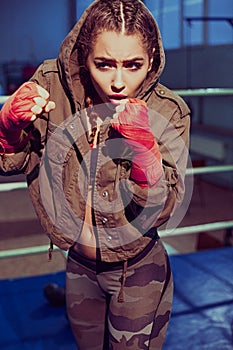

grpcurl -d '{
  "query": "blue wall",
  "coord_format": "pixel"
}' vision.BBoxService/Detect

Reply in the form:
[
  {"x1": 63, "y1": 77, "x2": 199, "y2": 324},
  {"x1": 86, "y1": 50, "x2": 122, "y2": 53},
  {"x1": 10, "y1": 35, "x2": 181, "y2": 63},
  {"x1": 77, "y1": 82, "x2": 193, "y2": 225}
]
[{"x1": 0, "y1": 0, "x2": 70, "y2": 64}]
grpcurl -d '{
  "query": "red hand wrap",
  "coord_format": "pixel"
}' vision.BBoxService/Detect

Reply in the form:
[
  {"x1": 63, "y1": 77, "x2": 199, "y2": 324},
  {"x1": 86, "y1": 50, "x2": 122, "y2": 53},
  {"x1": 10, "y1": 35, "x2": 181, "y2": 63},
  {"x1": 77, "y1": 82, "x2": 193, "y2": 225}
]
[
  {"x1": 0, "y1": 82, "x2": 39, "y2": 153},
  {"x1": 111, "y1": 98, "x2": 162, "y2": 188}
]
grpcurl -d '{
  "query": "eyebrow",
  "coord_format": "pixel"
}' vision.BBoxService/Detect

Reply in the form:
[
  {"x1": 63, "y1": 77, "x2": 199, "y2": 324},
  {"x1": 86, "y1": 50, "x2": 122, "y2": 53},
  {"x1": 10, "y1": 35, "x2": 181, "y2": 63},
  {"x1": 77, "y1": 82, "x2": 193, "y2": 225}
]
[{"x1": 94, "y1": 57, "x2": 145, "y2": 63}]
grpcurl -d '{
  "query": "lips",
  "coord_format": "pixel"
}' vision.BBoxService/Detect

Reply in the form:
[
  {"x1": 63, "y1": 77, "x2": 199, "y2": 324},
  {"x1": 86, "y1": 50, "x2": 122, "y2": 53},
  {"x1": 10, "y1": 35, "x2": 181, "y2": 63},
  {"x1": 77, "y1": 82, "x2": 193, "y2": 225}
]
[{"x1": 109, "y1": 95, "x2": 128, "y2": 104}]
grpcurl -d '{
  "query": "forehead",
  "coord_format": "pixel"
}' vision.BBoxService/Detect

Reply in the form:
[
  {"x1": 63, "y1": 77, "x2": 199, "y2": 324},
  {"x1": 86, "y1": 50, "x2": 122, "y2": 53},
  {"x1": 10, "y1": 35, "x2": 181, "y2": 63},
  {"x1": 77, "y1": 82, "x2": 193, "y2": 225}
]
[{"x1": 92, "y1": 31, "x2": 148, "y2": 60}]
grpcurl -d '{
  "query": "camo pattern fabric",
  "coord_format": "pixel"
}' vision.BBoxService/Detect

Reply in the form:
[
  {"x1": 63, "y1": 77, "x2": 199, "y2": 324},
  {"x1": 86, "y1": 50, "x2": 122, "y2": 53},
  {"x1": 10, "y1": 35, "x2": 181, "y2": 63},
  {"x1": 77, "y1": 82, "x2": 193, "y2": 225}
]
[{"x1": 66, "y1": 239, "x2": 173, "y2": 350}]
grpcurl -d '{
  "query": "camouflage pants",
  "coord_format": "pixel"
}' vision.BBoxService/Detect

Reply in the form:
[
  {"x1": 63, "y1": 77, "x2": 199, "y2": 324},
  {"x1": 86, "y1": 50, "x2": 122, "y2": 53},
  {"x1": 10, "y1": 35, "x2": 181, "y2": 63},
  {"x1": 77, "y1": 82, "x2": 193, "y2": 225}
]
[{"x1": 66, "y1": 239, "x2": 173, "y2": 350}]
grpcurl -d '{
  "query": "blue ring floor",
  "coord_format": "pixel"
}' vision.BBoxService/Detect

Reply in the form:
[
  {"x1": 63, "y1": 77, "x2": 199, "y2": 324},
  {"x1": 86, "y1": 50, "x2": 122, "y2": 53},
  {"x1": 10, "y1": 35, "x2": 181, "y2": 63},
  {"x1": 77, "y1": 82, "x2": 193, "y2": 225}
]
[{"x1": 0, "y1": 246, "x2": 233, "y2": 350}]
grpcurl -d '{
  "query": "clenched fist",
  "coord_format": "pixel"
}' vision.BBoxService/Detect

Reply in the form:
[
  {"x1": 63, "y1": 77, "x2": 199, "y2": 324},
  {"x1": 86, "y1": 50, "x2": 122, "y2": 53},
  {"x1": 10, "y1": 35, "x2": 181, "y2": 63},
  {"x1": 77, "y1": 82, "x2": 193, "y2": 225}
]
[
  {"x1": 111, "y1": 98, "x2": 162, "y2": 188},
  {"x1": 0, "y1": 82, "x2": 55, "y2": 153}
]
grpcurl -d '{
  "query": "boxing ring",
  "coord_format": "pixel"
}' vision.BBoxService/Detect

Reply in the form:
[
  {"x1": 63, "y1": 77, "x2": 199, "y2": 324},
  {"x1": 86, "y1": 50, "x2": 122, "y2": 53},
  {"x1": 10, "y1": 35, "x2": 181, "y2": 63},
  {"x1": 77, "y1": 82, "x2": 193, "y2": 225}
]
[{"x1": 0, "y1": 88, "x2": 233, "y2": 349}]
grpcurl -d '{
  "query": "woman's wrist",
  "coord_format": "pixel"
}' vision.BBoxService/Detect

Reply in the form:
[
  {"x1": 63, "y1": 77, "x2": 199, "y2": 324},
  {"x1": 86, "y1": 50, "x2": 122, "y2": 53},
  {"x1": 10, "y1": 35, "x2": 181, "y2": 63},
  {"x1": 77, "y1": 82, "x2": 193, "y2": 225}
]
[{"x1": 0, "y1": 130, "x2": 31, "y2": 155}]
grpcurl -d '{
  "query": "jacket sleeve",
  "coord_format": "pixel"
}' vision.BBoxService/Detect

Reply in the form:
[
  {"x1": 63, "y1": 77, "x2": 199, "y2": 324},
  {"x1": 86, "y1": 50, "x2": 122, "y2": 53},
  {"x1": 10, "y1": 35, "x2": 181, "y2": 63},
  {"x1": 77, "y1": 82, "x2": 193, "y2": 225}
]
[
  {"x1": 119, "y1": 89, "x2": 191, "y2": 232},
  {"x1": 0, "y1": 144, "x2": 31, "y2": 174}
]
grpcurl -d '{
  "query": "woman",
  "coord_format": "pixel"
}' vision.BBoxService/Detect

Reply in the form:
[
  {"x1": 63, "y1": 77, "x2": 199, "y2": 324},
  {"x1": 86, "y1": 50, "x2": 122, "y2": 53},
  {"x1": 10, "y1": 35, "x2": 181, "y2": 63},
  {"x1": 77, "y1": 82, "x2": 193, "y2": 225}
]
[{"x1": 0, "y1": 0, "x2": 190, "y2": 349}]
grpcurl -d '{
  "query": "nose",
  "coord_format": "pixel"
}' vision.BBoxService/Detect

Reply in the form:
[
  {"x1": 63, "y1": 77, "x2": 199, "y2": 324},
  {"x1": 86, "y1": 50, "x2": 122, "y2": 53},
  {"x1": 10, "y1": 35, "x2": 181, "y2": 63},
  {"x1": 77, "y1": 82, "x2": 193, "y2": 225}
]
[{"x1": 111, "y1": 69, "x2": 125, "y2": 92}]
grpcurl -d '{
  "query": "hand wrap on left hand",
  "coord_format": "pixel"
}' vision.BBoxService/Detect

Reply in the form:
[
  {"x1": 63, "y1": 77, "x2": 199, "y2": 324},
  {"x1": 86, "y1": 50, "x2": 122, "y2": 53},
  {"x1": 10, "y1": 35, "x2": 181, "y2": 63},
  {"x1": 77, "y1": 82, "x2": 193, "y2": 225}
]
[{"x1": 111, "y1": 98, "x2": 163, "y2": 188}]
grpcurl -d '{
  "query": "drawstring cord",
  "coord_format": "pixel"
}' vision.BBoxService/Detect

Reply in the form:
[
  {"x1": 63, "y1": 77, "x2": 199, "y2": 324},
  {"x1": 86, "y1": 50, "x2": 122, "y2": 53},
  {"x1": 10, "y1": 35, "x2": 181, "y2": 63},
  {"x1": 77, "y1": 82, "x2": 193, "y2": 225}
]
[
  {"x1": 118, "y1": 260, "x2": 128, "y2": 303},
  {"x1": 48, "y1": 241, "x2": 53, "y2": 261}
]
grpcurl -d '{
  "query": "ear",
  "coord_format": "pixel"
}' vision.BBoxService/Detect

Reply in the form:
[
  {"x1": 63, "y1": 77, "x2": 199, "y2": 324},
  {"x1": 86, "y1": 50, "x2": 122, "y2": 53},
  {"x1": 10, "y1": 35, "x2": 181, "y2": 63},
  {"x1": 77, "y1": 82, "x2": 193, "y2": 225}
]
[{"x1": 148, "y1": 48, "x2": 155, "y2": 72}]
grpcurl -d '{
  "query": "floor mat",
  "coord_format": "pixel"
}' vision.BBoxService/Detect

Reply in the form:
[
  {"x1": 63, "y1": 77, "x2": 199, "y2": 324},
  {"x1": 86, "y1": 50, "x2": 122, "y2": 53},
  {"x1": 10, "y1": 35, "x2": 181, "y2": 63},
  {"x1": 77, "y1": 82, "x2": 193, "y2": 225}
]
[
  {"x1": 1, "y1": 247, "x2": 233, "y2": 350},
  {"x1": 164, "y1": 246, "x2": 233, "y2": 350}
]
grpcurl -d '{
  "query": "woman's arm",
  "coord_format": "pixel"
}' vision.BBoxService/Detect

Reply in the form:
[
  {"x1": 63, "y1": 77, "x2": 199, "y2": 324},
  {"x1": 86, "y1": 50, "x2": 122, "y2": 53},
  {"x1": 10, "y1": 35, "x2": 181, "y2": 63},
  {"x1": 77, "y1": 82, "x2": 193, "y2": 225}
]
[
  {"x1": 118, "y1": 102, "x2": 190, "y2": 231},
  {"x1": 0, "y1": 79, "x2": 55, "y2": 174}
]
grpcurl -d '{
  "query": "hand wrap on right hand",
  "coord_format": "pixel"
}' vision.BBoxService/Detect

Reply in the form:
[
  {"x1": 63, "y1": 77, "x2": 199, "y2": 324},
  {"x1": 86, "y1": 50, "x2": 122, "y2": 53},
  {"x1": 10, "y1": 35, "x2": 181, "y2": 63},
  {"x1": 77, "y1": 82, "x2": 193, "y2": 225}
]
[{"x1": 0, "y1": 81, "x2": 55, "y2": 154}]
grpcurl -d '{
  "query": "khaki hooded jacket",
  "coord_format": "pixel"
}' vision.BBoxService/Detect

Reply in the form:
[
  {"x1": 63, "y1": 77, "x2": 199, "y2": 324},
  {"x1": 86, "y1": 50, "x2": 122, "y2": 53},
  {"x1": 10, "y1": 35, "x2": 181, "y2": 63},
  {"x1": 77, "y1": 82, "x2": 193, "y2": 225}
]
[{"x1": 0, "y1": 1, "x2": 190, "y2": 262}]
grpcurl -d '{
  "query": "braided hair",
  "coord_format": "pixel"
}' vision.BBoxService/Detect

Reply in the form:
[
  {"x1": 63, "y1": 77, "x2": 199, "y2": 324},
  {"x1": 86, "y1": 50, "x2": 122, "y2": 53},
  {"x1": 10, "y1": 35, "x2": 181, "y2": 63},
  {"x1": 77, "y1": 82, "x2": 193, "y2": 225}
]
[
  {"x1": 77, "y1": 0, "x2": 159, "y2": 74},
  {"x1": 76, "y1": 0, "x2": 160, "y2": 135}
]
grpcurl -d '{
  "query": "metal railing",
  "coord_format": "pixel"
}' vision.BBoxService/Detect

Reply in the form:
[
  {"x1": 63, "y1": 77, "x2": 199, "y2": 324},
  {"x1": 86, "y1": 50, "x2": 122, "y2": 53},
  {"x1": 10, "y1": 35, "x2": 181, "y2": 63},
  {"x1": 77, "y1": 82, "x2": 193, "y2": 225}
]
[
  {"x1": 1, "y1": 164, "x2": 232, "y2": 192},
  {"x1": 0, "y1": 164, "x2": 232, "y2": 259},
  {"x1": 1, "y1": 88, "x2": 233, "y2": 105},
  {"x1": 174, "y1": 87, "x2": 233, "y2": 97},
  {"x1": 0, "y1": 220, "x2": 232, "y2": 259}
]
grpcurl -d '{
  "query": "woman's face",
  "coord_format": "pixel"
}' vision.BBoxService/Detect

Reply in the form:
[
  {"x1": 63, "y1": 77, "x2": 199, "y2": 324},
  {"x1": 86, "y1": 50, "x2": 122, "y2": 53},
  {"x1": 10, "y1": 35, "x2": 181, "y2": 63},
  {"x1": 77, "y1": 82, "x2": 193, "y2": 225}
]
[{"x1": 87, "y1": 31, "x2": 153, "y2": 104}]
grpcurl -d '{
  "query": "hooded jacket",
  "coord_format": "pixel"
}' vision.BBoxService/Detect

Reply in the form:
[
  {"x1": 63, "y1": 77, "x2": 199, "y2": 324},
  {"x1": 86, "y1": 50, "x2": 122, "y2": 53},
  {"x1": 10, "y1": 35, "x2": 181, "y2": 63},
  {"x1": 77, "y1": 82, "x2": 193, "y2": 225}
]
[{"x1": 0, "y1": 0, "x2": 190, "y2": 262}]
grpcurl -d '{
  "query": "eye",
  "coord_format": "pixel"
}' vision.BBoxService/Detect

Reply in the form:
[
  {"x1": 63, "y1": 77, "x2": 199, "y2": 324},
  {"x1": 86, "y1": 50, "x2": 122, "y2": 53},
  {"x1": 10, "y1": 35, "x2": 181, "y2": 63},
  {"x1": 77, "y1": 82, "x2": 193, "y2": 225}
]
[
  {"x1": 124, "y1": 62, "x2": 143, "y2": 71},
  {"x1": 94, "y1": 61, "x2": 115, "y2": 71}
]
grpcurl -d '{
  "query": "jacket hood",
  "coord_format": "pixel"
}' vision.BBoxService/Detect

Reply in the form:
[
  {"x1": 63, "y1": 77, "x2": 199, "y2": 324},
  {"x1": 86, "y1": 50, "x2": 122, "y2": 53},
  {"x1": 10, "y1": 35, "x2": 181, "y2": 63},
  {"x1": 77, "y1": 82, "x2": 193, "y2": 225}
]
[{"x1": 58, "y1": 0, "x2": 165, "y2": 107}]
